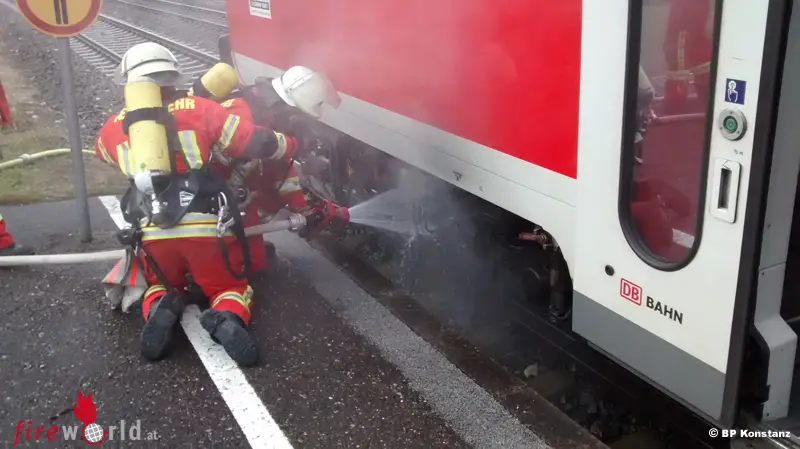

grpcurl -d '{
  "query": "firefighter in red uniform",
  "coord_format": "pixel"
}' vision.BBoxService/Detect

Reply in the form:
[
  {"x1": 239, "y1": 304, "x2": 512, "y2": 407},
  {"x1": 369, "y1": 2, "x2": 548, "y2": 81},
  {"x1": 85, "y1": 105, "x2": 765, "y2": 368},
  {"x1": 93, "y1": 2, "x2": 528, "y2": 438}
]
[
  {"x1": 662, "y1": 0, "x2": 715, "y2": 113},
  {"x1": 0, "y1": 214, "x2": 34, "y2": 256},
  {"x1": 93, "y1": 42, "x2": 305, "y2": 367},
  {"x1": 189, "y1": 65, "x2": 344, "y2": 274}
]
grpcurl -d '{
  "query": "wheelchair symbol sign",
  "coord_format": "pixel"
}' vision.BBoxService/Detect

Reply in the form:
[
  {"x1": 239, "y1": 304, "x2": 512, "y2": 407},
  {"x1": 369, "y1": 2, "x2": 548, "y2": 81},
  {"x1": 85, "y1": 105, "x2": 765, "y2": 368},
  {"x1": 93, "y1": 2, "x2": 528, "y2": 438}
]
[{"x1": 725, "y1": 79, "x2": 746, "y2": 105}]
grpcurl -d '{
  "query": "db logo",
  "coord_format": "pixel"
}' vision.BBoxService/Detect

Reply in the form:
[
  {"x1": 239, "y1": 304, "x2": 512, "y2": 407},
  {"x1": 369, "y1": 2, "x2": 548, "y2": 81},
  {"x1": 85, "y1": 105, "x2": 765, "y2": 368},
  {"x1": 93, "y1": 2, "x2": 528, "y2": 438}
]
[{"x1": 620, "y1": 279, "x2": 642, "y2": 305}]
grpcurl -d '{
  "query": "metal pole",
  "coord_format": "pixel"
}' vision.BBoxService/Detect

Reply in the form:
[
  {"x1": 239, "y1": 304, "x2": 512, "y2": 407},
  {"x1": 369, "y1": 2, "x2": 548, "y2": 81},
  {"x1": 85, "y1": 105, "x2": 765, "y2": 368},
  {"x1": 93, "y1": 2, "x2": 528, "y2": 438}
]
[{"x1": 57, "y1": 37, "x2": 92, "y2": 242}]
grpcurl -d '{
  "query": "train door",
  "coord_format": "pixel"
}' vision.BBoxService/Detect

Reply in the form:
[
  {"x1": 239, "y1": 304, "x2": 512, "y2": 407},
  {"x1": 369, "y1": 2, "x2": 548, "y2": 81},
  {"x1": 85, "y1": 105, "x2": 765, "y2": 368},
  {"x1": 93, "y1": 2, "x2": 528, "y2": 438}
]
[{"x1": 572, "y1": 0, "x2": 796, "y2": 427}]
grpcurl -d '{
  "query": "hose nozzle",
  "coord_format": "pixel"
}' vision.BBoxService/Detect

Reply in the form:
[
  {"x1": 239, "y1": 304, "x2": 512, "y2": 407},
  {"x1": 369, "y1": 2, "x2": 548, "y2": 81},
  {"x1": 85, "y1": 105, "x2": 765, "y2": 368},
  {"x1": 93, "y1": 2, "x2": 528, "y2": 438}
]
[{"x1": 334, "y1": 206, "x2": 350, "y2": 224}]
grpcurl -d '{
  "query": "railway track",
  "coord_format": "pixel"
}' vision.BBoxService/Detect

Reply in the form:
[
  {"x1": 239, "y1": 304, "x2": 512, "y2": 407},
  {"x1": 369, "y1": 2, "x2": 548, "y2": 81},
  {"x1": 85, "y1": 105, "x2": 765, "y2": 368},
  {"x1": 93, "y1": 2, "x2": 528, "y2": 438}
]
[
  {"x1": 70, "y1": 14, "x2": 219, "y2": 85},
  {"x1": 157, "y1": 0, "x2": 226, "y2": 11},
  {"x1": 106, "y1": 0, "x2": 227, "y2": 30}
]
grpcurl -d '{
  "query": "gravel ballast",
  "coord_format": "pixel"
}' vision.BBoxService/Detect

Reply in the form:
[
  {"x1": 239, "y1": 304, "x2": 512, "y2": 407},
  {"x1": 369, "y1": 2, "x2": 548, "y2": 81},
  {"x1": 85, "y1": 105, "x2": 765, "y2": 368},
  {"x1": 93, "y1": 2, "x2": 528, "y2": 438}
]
[
  {"x1": 0, "y1": 7, "x2": 123, "y2": 148},
  {"x1": 100, "y1": 0, "x2": 223, "y2": 56}
]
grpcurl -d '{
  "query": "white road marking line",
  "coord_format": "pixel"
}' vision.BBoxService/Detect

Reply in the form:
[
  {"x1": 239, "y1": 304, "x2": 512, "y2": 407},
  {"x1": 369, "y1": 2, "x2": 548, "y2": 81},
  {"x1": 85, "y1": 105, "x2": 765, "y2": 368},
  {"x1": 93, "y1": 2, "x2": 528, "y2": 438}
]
[
  {"x1": 98, "y1": 195, "x2": 127, "y2": 229},
  {"x1": 98, "y1": 195, "x2": 294, "y2": 449}
]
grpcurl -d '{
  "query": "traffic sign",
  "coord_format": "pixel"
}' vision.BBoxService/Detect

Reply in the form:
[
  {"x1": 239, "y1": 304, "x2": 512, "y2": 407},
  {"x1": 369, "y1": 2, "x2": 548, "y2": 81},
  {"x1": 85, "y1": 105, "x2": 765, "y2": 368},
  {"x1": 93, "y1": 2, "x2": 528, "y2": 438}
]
[{"x1": 16, "y1": 0, "x2": 102, "y2": 37}]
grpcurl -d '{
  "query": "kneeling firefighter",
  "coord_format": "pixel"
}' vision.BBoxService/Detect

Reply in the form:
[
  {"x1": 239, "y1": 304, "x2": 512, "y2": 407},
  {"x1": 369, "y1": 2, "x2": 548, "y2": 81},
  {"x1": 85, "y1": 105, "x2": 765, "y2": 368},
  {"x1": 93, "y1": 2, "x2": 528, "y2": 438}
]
[
  {"x1": 188, "y1": 63, "x2": 349, "y2": 274},
  {"x1": 94, "y1": 42, "x2": 305, "y2": 366}
]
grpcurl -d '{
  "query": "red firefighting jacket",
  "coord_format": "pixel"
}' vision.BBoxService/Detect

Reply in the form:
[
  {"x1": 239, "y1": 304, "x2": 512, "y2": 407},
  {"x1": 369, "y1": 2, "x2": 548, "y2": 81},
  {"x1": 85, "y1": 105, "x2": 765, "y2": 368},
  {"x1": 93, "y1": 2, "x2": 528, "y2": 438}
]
[
  {"x1": 218, "y1": 97, "x2": 307, "y2": 215},
  {"x1": 95, "y1": 96, "x2": 255, "y2": 176},
  {"x1": 93, "y1": 95, "x2": 297, "y2": 240}
]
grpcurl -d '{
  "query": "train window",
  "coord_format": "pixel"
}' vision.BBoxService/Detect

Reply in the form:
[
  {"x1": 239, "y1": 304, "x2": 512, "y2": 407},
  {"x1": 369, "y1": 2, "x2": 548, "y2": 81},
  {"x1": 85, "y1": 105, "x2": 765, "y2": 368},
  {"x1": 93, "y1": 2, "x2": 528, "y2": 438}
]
[{"x1": 619, "y1": 0, "x2": 719, "y2": 269}]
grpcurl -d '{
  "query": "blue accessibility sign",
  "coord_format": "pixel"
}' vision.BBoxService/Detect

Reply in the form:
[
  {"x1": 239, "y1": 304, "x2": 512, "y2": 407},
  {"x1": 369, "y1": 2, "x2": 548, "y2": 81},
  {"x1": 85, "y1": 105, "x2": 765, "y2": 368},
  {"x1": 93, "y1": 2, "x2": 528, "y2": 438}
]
[{"x1": 725, "y1": 79, "x2": 746, "y2": 105}]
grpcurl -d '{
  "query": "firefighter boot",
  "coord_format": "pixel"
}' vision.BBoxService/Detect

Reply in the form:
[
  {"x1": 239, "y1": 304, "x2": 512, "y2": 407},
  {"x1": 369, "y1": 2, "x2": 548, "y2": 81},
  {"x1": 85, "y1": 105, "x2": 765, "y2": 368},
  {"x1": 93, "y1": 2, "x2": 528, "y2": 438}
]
[
  {"x1": 200, "y1": 309, "x2": 259, "y2": 367},
  {"x1": 0, "y1": 243, "x2": 35, "y2": 256},
  {"x1": 140, "y1": 291, "x2": 184, "y2": 361}
]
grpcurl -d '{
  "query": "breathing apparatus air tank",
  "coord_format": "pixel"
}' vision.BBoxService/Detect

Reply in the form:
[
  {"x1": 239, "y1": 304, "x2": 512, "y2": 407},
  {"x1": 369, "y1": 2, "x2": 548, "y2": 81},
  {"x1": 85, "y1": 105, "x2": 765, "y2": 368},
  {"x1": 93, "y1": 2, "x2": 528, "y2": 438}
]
[
  {"x1": 190, "y1": 62, "x2": 240, "y2": 100},
  {"x1": 123, "y1": 74, "x2": 172, "y2": 221},
  {"x1": 190, "y1": 62, "x2": 257, "y2": 202}
]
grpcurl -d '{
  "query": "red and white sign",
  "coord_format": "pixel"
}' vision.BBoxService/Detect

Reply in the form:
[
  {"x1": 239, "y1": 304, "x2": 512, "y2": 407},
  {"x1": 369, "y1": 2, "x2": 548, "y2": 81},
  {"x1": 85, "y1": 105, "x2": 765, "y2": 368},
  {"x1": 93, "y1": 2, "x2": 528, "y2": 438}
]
[
  {"x1": 620, "y1": 278, "x2": 643, "y2": 306},
  {"x1": 16, "y1": 0, "x2": 102, "y2": 37}
]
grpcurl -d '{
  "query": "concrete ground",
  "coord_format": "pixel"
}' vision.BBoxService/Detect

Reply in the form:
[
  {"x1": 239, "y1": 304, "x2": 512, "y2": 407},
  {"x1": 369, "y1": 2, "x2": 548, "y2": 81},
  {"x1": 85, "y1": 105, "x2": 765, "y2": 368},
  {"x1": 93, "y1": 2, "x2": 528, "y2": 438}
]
[{"x1": 0, "y1": 197, "x2": 603, "y2": 449}]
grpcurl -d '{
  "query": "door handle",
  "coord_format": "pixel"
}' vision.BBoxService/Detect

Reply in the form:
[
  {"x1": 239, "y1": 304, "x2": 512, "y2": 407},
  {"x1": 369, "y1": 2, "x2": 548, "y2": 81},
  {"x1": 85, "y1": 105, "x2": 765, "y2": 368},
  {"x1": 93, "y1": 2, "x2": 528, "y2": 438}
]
[{"x1": 709, "y1": 157, "x2": 742, "y2": 223}]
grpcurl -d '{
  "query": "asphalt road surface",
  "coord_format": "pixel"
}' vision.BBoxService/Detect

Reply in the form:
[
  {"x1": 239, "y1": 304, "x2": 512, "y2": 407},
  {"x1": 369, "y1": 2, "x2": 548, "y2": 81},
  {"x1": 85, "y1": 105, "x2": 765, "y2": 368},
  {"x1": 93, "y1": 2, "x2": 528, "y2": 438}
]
[{"x1": 0, "y1": 197, "x2": 602, "y2": 449}]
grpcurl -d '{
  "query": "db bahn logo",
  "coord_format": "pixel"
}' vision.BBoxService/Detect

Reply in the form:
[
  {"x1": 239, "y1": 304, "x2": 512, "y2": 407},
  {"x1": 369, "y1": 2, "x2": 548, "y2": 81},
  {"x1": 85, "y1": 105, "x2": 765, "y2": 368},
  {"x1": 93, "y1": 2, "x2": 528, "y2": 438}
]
[
  {"x1": 619, "y1": 278, "x2": 684, "y2": 325},
  {"x1": 620, "y1": 278, "x2": 642, "y2": 305}
]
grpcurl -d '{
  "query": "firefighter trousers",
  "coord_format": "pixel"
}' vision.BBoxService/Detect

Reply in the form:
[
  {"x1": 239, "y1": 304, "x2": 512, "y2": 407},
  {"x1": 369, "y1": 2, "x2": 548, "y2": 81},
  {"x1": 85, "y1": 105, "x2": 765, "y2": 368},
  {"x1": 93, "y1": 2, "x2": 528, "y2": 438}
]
[
  {"x1": 140, "y1": 236, "x2": 254, "y2": 325},
  {"x1": 243, "y1": 201, "x2": 268, "y2": 274}
]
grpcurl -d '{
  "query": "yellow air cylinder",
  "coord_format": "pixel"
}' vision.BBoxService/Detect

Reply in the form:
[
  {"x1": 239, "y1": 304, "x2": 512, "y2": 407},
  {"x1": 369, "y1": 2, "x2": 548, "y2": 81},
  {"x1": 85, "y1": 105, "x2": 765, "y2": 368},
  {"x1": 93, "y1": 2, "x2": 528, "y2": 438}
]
[
  {"x1": 124, "y1": 75, "x2": 171, "y2": 182},
  {"x1": 191, "y1": 62, "x2": 240, "y2": 99}
]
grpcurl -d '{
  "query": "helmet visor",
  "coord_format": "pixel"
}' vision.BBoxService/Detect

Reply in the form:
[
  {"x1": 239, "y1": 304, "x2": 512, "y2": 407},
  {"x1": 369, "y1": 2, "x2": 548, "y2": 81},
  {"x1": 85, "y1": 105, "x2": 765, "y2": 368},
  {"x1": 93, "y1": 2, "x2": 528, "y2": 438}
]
[{"x1": 113, "y1": 60, "x2": 185, "y2": 86}]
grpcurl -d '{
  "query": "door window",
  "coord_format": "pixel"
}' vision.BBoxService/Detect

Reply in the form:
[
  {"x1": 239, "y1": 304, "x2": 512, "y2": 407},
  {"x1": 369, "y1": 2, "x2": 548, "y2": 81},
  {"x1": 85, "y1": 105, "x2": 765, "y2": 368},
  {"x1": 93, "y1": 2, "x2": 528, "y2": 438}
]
[{"x1": 620, "y1": 0, "x2": 719, "y2": 269}]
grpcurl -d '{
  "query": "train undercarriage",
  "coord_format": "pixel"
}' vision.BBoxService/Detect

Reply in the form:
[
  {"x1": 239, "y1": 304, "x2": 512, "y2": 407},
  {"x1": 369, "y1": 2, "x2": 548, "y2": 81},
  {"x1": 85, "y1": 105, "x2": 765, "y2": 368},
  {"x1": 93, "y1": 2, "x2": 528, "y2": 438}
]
[{"x1": 288, "y1": 110, "x2": 572, "y2": 316}]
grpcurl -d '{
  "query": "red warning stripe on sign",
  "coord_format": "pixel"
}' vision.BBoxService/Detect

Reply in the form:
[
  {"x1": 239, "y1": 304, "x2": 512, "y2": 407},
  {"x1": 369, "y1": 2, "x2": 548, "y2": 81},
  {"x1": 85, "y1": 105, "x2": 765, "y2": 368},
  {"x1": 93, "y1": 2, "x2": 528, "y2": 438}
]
[{"x1": 16, "y1": 0, "x2": 103, "y2": 37}]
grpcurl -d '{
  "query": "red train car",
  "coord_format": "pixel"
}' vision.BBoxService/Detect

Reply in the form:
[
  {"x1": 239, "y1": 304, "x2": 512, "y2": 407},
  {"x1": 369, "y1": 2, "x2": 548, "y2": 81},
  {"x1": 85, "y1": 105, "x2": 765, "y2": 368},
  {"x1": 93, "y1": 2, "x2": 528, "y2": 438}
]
[{"x1": 224, "y1": 0, "x2": 800, "y2": 438}]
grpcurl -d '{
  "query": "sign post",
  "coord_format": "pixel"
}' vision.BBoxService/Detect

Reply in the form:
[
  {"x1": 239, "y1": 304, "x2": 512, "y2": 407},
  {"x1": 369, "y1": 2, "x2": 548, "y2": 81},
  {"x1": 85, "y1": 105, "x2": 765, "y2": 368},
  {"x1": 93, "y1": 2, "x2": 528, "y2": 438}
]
[
  {"x1": 16, "y1": 0, "x2": 103, "y2": 242},
  {"x1": 57, "y1": 37, "x2": 92, "y2": 242}
]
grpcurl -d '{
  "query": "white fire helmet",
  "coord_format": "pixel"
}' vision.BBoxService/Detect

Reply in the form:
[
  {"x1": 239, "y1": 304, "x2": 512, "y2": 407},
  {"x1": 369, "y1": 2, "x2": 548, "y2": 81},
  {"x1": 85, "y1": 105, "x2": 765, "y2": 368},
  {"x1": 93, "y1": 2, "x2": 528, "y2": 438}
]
[
  {"x1": 114, "y1": 42, "x2": 183, "y2": 86},
  {"x1": 271, "y1": 66, "x2": 342, "y2": 119}
]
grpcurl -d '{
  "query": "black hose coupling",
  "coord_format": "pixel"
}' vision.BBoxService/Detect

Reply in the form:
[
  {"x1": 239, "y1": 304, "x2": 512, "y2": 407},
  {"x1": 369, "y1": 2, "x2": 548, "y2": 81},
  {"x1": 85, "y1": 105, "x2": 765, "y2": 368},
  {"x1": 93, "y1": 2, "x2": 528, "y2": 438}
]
[{"x1": 116, "y1": 227, "x2": 142, "y2": 247}]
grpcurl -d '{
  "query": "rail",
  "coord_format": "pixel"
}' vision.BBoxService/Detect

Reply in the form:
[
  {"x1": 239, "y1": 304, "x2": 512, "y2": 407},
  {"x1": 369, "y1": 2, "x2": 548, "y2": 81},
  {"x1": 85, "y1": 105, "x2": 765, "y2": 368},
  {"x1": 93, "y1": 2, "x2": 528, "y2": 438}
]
[
  {"x1": 106, "y1": 0, "x2": 227, "y2": 30},
  {"x1": 71, "y1": 14, "x2": 220, "y2": 83}
]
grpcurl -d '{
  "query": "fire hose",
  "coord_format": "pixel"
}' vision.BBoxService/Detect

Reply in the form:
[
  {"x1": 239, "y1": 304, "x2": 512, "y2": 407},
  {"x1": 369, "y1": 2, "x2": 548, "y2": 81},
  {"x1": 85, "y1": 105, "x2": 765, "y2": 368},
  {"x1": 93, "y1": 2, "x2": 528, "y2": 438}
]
[
  {"x1": 0, "y1": 148, "x2": 95, "y2": 169},
  {"x1": 0, "y1": 213, "x2": 307, "y2": 267}
]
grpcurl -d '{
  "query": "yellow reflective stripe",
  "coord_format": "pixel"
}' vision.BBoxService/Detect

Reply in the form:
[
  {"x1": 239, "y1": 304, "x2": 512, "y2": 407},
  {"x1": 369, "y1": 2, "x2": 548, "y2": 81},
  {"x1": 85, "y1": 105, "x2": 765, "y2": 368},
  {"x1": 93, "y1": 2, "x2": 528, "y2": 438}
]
[
  {"x1": 277, "y1": 176, "x2": 302, "y2": 195},
  {"x1": 173, "y1": 214, "x2": 219, "y2": 225},
  {"x1": 0, "y1": 213, "x2": 4, "y2": 221},
  {"x1": 677, "y1": 30, "x2": 686, "y2": 71},
  {"x1": 178, "y1": 130, "x2": 204, "y2": 169},
  {"x1": 117, "y1": 142, "x2": 135, "y2": 177},
  {"x1": 97, "y1": 137, "x2": 115, "y2": 165},
  {"x1": 212, "y1": 285, "x2": 253, "y2": 309},
  {"x1": 215, "y1": 115, "x2": 241, "y2": 152},
  {"x1": 144, "y1": 284, "x2": 166, "y2": 298},
  {"x1": 267, "y1": 133, "x2": 288, "y2": 161},
  {"x1": 139, "y1": 213, "x2": 220, "y2": 229},
  {"x1": 141, "y1": 225, "x2": 234, "y2": 241}
]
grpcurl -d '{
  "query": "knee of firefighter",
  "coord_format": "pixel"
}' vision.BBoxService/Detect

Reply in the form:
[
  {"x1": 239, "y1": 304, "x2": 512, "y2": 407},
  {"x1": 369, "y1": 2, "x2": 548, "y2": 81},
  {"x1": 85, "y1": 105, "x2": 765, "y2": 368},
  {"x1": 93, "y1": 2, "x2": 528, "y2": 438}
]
[{"x1": 210, "y1": 286, "x2": 253, "y2": 325}]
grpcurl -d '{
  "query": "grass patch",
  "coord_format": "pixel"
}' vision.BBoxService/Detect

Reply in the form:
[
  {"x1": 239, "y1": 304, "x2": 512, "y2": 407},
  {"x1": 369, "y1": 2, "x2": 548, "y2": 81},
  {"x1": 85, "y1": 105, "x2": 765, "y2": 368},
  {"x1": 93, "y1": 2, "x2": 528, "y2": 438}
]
[{"x1": 0, "y1": 42, "x2": 128, "y2": 205}]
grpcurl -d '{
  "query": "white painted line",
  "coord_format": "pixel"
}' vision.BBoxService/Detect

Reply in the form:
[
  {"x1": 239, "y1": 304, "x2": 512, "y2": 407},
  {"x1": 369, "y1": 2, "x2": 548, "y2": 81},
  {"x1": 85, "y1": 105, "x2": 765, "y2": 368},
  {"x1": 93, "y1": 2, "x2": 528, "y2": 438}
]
[
  {"x1": 98, "y1": 195, "x2": 127, "y2": 230},
  {"x1": 98, "y1": 195, "x2": 294, "y2": 449}
]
